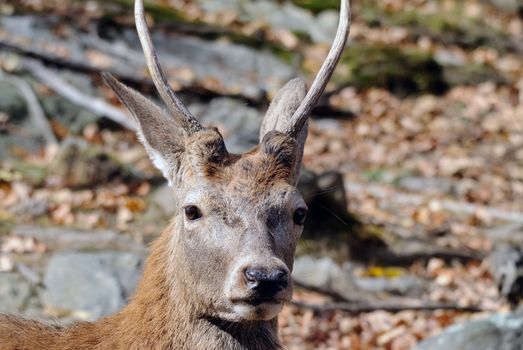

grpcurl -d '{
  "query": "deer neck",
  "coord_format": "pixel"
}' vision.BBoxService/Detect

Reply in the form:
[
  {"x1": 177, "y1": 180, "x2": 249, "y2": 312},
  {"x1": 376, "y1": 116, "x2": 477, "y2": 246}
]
[{"x1": 105, "y1": 222, "x2": 282, "y2": 350}]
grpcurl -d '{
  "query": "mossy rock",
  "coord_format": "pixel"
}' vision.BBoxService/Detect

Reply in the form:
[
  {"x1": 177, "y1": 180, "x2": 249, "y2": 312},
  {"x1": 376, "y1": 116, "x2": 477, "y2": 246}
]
[
  {"x1": 443, "y1": 63, "x2": 506, "y2": 86},
  {"x1": 291, "y1": 0, "x2": 340, "y2": 12},
  {"x1": 108, "y1": 0, "x2": 287, "y2": 52},
  {"x1": 361, "y1": 5, "x2": 518, "y2": 54},
  {"x1": 111, "y1": 0, "x2": 189, "y2": 23},
  {"x1": 335, "y1": 43, "x2": 447, "y2": 95}
]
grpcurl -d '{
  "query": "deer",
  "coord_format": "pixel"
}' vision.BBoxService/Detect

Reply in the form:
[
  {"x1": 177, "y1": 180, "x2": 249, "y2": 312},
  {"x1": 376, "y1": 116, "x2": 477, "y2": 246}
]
[{"x1": 0, "y1": 0, "x2": 351, "y2": 349}]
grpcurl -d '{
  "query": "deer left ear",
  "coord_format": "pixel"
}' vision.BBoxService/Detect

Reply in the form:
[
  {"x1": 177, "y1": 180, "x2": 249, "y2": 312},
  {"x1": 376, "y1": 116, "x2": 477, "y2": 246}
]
[{"x1": 259, "y1": 78, "x2": 307, "y2": 184}]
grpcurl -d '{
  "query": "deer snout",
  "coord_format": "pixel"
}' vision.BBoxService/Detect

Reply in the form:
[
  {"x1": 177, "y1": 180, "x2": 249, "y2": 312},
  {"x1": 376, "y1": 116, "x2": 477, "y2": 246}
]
[{"x1": 244, "y1": 267, "x2": 288, "y2": 297}]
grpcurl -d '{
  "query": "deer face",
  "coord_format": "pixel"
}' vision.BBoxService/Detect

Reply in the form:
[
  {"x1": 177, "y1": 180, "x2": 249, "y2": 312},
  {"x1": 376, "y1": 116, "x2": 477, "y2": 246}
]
[
  {"x1": 103, "y1": 0, "x2": 350, "y2": 323},
  {"x1": 173, "y1": 129, "x2": 307, "y2": 321},
  {"x1": 103, "y1": 74, "x2": 309, "y2": 322}
]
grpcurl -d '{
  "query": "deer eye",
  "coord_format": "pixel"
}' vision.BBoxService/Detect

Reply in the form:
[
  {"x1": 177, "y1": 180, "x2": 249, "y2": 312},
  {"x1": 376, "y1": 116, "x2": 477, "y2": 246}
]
[
  {"x1": 184, "y1": 205, "x2": 202, "y2": 221},
  {"x1": 293, "y1": 208, "x2": 307, "y2": 225}
]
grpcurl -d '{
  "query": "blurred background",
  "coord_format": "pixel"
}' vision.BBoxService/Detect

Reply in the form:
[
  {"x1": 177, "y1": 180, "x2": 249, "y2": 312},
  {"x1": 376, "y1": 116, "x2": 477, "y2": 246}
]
[{"x1": 0, "y1": 0, "x2": 522, "y2": 349}]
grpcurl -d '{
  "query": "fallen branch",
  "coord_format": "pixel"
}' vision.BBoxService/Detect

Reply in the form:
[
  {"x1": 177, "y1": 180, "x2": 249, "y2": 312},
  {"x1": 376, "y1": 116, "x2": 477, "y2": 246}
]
[
  {"x1": 0, "y1": 71, "x2": 58, "y2": 146},
  {"x1": 22, "y1": 59, "x2": 137, "y2": 131},
  {"x1": 1, "y1": 38, "x2": 348, "y2": 118},
  {"x1": 346, "y1": 181, "x2": 523, "y2": 224},
  {"x1": 0, "y1": 38, "x2": 261, "y2": 105},
  {"x1": 293, "y1": 279, "x2": 361, "y2": 302},
  {"x1": 0, "y1": 38, "x2": 151, "y2": 87},
  {"x1": 290, "y1": 300, "x2": 484, "y2": 314}
]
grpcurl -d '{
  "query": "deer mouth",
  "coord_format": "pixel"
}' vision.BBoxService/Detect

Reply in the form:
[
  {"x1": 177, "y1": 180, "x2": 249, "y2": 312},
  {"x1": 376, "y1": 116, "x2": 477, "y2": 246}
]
[
  {"x1": 232, "y1": 296, "x2": 283, "y2": 307},
  {"x1": 229, "y1": 296, "x2": 286, "y2": 321}
]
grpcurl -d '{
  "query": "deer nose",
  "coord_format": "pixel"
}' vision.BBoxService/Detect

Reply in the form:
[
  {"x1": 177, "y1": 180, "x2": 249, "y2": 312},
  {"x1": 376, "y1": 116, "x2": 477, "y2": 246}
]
[{"x1": 244, "y1": 267, "x2": 288, "y2": 296}]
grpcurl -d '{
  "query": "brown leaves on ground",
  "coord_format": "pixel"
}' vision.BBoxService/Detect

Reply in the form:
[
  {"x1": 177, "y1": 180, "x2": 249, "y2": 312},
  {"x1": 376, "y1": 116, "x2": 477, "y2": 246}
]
[{"x1": 1, "y1": 0, "x2": 522, "y2": 348}]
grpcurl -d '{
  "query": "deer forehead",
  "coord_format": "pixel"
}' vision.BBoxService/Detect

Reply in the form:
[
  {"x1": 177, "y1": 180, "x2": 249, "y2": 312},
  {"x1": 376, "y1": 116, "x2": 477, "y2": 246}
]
[{"x1": 183, "y1": 163, "x2": 301, "y2": 211}]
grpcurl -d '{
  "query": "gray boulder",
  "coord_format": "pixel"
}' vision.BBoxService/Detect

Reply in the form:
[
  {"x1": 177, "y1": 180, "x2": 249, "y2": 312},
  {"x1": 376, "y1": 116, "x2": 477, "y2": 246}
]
[
  {"x1": 292, "y1": 256, "x2": 361, "y2": 300},
  {"x1": 190, "y1": 97, "x2": 261, "y2": 153},
  {"x1": 0, "y1": 273, "x2": 33, "y2": 314},
  {"x1": 42, "y1": 252, "x2": 144, "y2": 320},
  {"x1": 414, "y1": 311, "x2": 523, "y2": 350}
]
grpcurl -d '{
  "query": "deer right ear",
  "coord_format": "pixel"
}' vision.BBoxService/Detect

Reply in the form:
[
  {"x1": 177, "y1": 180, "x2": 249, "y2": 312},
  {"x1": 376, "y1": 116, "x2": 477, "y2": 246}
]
[{"x1": 102, "y1": 73, "x2": 186, "y2": 185}]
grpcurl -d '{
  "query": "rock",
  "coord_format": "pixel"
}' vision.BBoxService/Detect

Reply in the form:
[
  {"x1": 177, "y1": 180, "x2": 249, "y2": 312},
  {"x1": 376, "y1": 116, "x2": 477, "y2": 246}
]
[
  {"x1": 360, "y1": 4, "x2": 521, "y2": 54},
  {"x1": 433, "y1": 48, "x2": 467, "y2": 66},
  {"x1": 397, "y1": 176, "x2": 453, "y2": 194},
  {"x1": 149, "y1": 184, "x2": 176, "y2": 216},
  {"x1": 243, "y1": 2, "x2": 336, "y2": 44},
  {"x1": 0, "y1": 81, "x2": 28, "y2": 122},
  {"x1": 42, "y1": 252, "x2": 144, "y2": 320},
  {"x1": 11, "y1": 225, "x2": 145, "y2": 253},
  {"x1": 486, "y1": 0, "x2": 523, "y2": 12},
  {"x1": 292, "y1": 256, "x2": 361, "y2": 300},
  {"x1": 293, "y1": 255, "x2": 424, "y2": 299},
  {"x1": 489, "y1": 244, "x2": 523, "y2": 306},
  {"x1": 0, "y1": 273, "x2": 33, "y2": 313},
  {"x1": 197, "y1": 0, "x2": 337, "y2": 44},
  {"x1": 0, "y1": 80, "x2": 46, "y2": 158},
  {"x1": 337, "y1": 42, "x2": 508, "y2": 96},
  {"x1": 108, "y1": 253, "x2": 144, "y2": 298},
  {"x1": 142, "y1": 32, "x2": 296, "y2": 99},
  {"x1": 414, "y1": 310, "x2": 523, "y2": 350},
  {"x1": 354, "y1": 275, "x2": 424, "y2": 296},
  {"x1": 443, "y1": 64, "x2": 506, "y2": 87},
  {"x1": 337, "y1": 43, "x2": 448, "y2": 96},
  {"x1": 50, "y1": 137, "x2": 137, "y2": 188},
  {"x1": 190, "y1": 97, "x2": 261, "y2": 153},
  {"x1": 485, "y1": 223, "x2": 523, "y2": 244},
  {"x1": 9, "y1": 198, "x2": 48, "y2": 218},
  {"x1": 40, "y1": 93, "x2": 98, "y2": 134},
  {"x1": 315, "y1": 10, "x2": 341, "y2": 43},
  {"x1": 2, "y1": 16, "x2": 296, "y2": 100}
]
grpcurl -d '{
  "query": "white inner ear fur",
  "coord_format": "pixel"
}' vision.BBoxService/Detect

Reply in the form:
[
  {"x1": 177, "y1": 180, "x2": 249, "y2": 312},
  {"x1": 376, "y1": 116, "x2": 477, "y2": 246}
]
[{"x1": 137, "y1": 132, "x2": 173, "y2": 187}]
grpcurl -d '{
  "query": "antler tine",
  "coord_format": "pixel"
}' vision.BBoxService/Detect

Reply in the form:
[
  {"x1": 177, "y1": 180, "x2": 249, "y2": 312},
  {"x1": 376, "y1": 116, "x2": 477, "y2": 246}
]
[
  {"x1": 286, "y1": 0, "x2": 351, "y2": 137},
  {"x1": 134, "y1": 0, "x2": 202, "y2": 134}
]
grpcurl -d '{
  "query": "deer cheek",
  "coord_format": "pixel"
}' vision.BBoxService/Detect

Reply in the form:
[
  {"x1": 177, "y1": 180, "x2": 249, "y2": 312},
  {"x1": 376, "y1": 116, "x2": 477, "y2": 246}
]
[{"x1": 182, "y1": 230, "x2": 230, "y2": 292}]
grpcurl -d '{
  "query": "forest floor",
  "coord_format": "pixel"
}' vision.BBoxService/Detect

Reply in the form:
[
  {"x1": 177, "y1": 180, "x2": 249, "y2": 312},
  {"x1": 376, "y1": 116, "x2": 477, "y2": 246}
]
[{"x1": 0, "y1": 0, "x2": 522, "y2": 349}]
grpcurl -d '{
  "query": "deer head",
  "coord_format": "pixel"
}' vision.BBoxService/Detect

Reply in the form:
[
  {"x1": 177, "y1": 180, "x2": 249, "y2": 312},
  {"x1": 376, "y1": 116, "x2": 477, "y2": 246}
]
[{"x1": 102, "y1": 0, "x2": 351, "y2": 323}]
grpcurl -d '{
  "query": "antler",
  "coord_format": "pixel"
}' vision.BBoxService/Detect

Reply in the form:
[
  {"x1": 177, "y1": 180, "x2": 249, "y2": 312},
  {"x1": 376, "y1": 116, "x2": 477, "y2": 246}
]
[
  {"x1": 286, "y1": 0, "x2": 351, "y2": 138},
  {"x1": 135, "y1": 0, "x2": 202, "y2": 134}
]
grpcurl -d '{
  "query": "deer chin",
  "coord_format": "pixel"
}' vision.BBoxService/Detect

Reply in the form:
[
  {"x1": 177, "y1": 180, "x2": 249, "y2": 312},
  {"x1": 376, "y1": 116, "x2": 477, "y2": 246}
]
[
  {"x1": 209, "y1": 300, "x2": 283, "y2": 322},
  {"x1": 231, "y1": 300, "x2": 284, "y2": 321}
]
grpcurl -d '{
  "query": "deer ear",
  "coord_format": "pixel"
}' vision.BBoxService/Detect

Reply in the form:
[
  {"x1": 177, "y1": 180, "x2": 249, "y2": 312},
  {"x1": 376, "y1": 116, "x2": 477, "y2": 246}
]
[
  {"x1": 102, "y1": 73, "x2": 186, "y2": 185},
  {"x1": 260, "y1": 78, "x2": 307, "y2": 184}
]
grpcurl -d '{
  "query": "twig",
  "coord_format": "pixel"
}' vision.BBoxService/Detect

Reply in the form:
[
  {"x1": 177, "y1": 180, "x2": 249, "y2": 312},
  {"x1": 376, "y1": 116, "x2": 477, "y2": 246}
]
[
  {"x1": 346, "y1": 181, "x2": 523, "y2": 224},
  {"x1": 22, "y1": 59, "x2": 137, "y2": 131},
  {"x1": 290, "y1": 300, "x2": 484, "y2": 314},
  {"x1": 0, "y1": 71, "x2": 58, "y2": 146}
]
